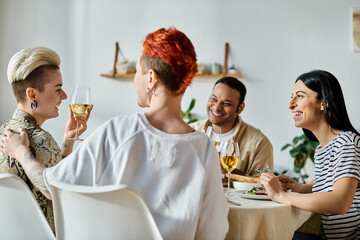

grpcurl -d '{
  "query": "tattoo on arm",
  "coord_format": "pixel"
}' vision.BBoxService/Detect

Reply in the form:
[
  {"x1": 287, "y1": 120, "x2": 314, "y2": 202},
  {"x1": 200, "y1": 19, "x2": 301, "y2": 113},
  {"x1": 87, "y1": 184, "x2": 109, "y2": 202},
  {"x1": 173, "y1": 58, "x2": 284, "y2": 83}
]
[
  {"x1": 23, "y1": 152, "x2": 49, "y2": 194},
  {"x1": 23, "y1": 152, "x2": 36, "y2": 164},
  {"x1": 28, "y1": 164, "x2": 49, "y2": 193}
]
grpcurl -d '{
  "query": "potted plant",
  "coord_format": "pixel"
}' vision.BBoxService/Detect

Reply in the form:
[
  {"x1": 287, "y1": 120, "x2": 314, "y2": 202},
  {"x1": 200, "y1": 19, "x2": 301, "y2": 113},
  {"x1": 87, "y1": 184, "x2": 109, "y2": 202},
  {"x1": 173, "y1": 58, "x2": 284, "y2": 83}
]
[
  {"x1": 281, "y1": 133, "x2": 319, "y2": 183},
  {"x1": 182, "y1": 98, "x2": 198, "y2": 124}
]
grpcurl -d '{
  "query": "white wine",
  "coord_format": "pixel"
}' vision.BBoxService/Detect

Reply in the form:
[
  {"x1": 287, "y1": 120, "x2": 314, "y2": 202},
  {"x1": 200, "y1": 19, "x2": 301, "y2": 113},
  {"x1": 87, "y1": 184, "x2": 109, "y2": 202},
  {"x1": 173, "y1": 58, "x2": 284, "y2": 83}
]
[
  {"x1": 71, "y1": 104, "x2": 92, "y2": 116},
  {"x1": 220, "y1": 155, "x2": 240, "y2": 172},
  {"x1": 214, "y1": 141, "x2": 220, "y2": 148}
]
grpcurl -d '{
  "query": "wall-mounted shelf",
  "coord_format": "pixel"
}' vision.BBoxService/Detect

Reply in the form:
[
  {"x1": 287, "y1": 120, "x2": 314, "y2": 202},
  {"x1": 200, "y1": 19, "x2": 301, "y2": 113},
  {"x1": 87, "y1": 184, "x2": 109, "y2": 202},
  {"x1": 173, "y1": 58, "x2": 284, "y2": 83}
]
[
  {"x1": 194, "y1": 73, "x2": 242, "y2": 78},
  {"x1": 100, "y1": 73, "x2": 242, "y2": 79},
  {"x1": 101, "y1": 73, "x2": 135, "y2": 78},
  {"x1": 101, "y1": 42, "x2": 243, "y2": 80}
]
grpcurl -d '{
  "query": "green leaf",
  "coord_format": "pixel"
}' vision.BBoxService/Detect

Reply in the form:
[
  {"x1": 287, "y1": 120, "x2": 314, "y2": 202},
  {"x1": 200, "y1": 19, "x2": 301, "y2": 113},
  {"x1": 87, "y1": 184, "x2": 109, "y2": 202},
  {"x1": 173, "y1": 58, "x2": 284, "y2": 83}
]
[
  {"x1": 187, "y1": 118, "x2": 197, "y2": 124},
  {"x1": 290, "y1": 148, "x2": 300, "y2": 157},
  {"x1": 294, "y1": 154, "x2": 307, "y2": 168},
  {"x1": 281, "y1": 144, "x2": 292, "y2": 151},
  {"x1": 304, "y1": 143, "x2": 315, "y2": 153},
  {"x1": 283, "y1": 133, "x2": 318, "y2": 179},
  {"x1": 182, "y1": 98, "x2": 198, "y2": 124},
  {"x1": 293, "y1": 135, "x2": 305, "y2": 145},
  {"x1": 294, "y1": 165, "x2": 301, "y2": 173},
  {"x1": 188, "y1": 98, "x2": 196, "y2": 112}
]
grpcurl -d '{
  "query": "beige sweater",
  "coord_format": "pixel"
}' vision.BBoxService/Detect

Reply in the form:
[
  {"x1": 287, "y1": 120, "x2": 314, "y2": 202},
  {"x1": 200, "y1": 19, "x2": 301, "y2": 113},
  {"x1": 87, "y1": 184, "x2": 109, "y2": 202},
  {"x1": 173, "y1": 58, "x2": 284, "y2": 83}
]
[{"x1": 190, "y1": 116, "x2": 273, "y2": 177}]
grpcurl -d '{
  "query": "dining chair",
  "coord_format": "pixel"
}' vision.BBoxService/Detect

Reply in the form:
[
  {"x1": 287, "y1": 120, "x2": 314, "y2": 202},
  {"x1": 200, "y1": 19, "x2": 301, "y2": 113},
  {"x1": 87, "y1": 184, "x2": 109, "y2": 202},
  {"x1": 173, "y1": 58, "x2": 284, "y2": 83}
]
[
  {"x1": 0, "y1": 173, "x2": 55, "y2": 240},
  {"x1": 50, "y1": 181, "x2": 163, "y2": 240}
]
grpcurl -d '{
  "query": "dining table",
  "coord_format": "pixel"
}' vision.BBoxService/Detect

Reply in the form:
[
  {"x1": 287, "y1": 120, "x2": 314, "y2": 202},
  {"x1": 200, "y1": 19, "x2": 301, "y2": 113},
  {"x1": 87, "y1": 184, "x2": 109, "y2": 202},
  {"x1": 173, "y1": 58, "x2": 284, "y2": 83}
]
[{"x1": 225, "y1": 189, "x2": 313, "y2": 240}]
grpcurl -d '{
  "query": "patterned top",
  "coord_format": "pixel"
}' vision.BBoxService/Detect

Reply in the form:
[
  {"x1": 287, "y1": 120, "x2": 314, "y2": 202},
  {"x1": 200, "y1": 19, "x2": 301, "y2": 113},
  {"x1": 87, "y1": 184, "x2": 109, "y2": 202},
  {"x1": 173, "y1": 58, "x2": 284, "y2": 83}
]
[
  {"x1": 312, "y1": 131, "x2": 360, "y2": 239},
  {"x1": 0, "y1": 109, "x2": 62, "y2": 233}
]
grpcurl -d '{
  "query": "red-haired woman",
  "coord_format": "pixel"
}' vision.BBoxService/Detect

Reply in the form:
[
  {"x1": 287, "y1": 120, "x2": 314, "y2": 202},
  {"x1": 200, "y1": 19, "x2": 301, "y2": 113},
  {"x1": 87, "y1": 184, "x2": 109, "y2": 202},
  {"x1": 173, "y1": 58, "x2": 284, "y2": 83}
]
[{"x1": 1, "y1": 27, "x2": 229, "y2": 239}]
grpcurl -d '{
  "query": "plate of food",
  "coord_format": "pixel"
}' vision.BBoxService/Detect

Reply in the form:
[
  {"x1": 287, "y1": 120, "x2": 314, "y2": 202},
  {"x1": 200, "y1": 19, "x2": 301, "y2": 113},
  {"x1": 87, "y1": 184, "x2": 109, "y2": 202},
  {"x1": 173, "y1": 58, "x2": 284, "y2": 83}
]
[
  {"x1": 233, "y1": 181, "x2": 262, "y2": 191},
  {"x1": 230, "y1": 174, "x2": 262, "y2": 191},
  {"x1": 238, "y1": 186, "x2": 271, "y2": 200}
]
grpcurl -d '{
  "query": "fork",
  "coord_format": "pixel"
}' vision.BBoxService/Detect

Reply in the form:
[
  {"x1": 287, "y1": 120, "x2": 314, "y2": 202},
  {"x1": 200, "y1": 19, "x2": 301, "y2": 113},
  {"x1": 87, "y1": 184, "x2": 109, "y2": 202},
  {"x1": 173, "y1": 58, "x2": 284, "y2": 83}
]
[
  {"x1": 265, "y1": 163, "x2": 272, "y2": 173},
  {"x1": 227, "y1": 199, "x2": 241, "y2": 206}
]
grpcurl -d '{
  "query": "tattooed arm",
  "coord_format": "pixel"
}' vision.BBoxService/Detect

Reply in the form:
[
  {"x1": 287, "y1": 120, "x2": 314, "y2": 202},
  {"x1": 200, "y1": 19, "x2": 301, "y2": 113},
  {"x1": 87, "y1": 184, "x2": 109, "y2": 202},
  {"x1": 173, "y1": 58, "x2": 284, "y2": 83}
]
[
  {"x1": 23, "y1": 152, "x2": 51, "y2": 199},
  {"x1": 0, "y1": 128, "x2": 52, "y2": 200}
]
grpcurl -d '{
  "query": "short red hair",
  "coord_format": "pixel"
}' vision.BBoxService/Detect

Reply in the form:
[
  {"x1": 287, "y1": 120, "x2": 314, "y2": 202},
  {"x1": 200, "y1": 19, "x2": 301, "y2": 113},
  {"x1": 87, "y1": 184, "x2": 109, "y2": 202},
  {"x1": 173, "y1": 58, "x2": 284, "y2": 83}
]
[{"x1": 142, "y1": 27, "x2": 197, "y2": 94}]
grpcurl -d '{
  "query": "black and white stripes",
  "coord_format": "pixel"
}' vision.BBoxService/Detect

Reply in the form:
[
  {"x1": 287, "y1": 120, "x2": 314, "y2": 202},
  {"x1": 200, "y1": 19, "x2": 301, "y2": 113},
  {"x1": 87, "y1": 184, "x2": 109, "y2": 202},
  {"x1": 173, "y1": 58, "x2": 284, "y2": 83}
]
[{"x1": 313, "y1": 131, "x2": 360, "y2": 239}]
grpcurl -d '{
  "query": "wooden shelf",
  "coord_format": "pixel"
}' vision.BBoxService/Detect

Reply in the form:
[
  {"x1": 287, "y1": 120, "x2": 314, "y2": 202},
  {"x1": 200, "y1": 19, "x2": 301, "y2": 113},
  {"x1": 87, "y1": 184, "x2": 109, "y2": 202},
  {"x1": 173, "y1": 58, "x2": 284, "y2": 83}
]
[
  {"x1": 101, "y1": 73, "x2": 242, "y2": 79},
  {"x1": 194, "y1": 73, "x2": 242, "y2": 78},
  {"x1": 101, "y1": 73, "x2": 135, "y2": 78},
  {"x1": 102, "y1": 42, "x2": 243, "y2": 80}
]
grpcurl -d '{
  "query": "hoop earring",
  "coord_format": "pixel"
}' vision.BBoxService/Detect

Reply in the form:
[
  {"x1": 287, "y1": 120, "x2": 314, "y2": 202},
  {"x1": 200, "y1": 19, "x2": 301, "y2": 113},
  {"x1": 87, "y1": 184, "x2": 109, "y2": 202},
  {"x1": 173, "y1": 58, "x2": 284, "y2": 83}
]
[
  {"x1": 31, "y1": 100, "x2": 38, "y2": 110},
  {"x1": 146, "y1": 88, "x2": 155, "y2": 96}
]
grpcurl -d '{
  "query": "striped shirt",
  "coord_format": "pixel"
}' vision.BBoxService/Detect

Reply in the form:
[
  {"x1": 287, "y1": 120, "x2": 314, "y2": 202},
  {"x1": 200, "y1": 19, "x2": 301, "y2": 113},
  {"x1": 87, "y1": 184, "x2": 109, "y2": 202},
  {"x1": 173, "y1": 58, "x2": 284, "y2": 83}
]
[{"x1": 313, "y1": 131, "x2": 360, "y2": 239}]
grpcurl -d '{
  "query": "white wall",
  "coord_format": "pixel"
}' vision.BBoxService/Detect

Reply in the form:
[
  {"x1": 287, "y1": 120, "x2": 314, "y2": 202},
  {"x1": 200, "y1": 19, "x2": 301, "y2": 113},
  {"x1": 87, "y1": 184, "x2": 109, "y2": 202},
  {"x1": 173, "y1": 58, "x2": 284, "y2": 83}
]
[
  {"x1": 0, "y1": 0, "x2": 73, "y2": 140},
  {"x1": 1, "y1": 0, "x2": 360, "y2": 178}
]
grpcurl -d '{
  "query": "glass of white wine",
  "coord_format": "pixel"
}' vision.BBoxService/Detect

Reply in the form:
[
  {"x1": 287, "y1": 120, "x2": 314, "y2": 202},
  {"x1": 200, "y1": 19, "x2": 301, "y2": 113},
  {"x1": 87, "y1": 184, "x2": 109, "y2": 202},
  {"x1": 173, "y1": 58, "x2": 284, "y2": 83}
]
[
  {"x1": 67, "y1": 85, "x2": 92, "y2": 142},
  {"x1": 214, "y1": 127, "x2": 222, "y2": 153},
  {"x1": 220, "y1": 141, "x2": 240, "y2": 197}
]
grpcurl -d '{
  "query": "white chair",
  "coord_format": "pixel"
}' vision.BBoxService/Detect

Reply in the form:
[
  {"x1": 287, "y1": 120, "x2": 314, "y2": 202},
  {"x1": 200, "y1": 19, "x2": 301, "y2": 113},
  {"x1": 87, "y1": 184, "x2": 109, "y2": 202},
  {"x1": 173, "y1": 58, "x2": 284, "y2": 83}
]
[
  {"x1": 50, "y1": 181, "x2": 163, "y2": 240},
  {"x1": 0, "y1": 173, "x2": 55, "y2": 240}
]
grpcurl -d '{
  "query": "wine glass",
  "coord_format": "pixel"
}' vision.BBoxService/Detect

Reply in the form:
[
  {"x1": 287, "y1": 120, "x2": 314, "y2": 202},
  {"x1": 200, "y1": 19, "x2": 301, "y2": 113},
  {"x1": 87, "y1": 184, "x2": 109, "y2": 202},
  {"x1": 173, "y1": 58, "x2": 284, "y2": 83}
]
[
  {"x1": 213, "y1": 127, "x2": 222, "y2": 153},
  {"x1": 67, "y1": 85, "x2": 92, "y2": 141},
  {"x1": 220, "y1": 141, "x2": 240, "y2": 197},
  {"x1": 210, "y1": 127, "x2": 228, "y2": 186}
]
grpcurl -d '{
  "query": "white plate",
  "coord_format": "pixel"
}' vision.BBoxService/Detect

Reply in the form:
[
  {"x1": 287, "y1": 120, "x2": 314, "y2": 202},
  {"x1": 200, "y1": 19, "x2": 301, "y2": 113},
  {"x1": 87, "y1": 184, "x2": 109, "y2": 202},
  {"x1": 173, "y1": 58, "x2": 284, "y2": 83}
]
[
  {"x1": 237, "y1": 190, "x2": 271, "y2": 200},
  {"x1": 233, "y1": 181, "x2": 261, "y2": 191}
]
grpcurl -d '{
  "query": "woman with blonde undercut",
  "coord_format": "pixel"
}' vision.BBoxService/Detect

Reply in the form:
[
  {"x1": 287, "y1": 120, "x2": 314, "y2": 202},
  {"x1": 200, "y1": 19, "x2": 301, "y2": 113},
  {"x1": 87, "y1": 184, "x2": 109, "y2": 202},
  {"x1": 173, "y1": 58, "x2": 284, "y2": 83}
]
[
  {"x1": 1, "y1": 28, "x2": 229, "y2": 239},
  {"x1": 0, "y1": 46, "x2": 92, "y2": 232}
]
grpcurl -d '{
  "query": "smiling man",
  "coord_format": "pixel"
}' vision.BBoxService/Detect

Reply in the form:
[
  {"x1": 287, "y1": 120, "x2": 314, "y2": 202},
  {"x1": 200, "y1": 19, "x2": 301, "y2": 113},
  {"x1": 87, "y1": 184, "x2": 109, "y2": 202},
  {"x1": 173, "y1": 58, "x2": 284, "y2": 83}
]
[{"x1": 191, "y1": 77, "x2": 273, "y2": 178}]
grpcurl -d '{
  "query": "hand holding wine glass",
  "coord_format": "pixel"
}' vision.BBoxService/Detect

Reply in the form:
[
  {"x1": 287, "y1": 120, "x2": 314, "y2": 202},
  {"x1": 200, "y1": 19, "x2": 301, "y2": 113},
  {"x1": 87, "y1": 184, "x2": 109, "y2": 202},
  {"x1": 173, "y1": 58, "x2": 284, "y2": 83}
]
[
  {"x1": 67, "y1": 86, "x2": 92, "y2": 142},
  {"x1": 220, "y1": 141, "x2": 240, "y2": 197}
]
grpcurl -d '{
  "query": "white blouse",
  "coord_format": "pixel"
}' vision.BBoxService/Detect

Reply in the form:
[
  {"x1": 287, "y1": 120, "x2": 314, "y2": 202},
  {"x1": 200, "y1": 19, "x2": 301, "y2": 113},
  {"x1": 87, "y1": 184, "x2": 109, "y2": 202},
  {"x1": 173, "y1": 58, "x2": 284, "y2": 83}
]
[{"x1": 44, "y1": 113, "x2": 229, "y2": 240}]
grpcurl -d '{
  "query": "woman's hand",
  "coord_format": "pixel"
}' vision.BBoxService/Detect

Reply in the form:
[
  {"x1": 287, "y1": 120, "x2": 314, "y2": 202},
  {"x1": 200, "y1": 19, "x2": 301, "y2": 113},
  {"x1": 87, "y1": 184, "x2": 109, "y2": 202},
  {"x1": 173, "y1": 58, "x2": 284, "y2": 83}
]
[
  {"x1": 277, "y1": 175, "x2": 301, "y2": 192},
  {"x1": 61, "y1": 105, "x2": 93, "y2": 158},
  {"x1": 0, "y1": 128, "x2": 30, "y2": 160},
  {"x1": 1, "y1": 128, "x2": 51, "y2": 200},
  {"x1": 260, "y1": 172, "x2": 286, "y2": 202},
  {"x1": 64, "y1": 104, "x2": 93, "y2": 139}
]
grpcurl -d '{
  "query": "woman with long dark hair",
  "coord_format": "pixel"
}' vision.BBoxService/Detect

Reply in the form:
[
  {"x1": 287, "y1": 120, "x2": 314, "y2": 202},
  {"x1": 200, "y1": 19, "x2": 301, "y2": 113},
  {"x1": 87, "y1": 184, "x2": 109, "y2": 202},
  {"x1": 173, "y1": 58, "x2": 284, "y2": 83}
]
[{"x1": 261, "y1": 70, "x2": 360, "y2": 239}]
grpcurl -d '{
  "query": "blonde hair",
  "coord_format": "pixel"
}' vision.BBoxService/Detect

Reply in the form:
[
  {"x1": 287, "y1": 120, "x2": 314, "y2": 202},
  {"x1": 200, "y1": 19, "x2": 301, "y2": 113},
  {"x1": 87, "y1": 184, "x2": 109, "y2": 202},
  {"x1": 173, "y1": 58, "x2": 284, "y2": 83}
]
[{"x1": 7, "y1": 46, "x2": 60, "y2": 84}]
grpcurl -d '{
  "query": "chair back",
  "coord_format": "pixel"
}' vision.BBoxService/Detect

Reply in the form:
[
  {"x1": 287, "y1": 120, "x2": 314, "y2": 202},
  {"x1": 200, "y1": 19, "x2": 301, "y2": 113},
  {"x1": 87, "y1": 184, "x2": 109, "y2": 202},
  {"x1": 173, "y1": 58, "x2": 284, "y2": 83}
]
[
  {"x1": 0, "y1": 173, "x2": 55, "y2": 240},
  {"x1": 50, "y1": 181, "x2": 163, "y2": 240}
]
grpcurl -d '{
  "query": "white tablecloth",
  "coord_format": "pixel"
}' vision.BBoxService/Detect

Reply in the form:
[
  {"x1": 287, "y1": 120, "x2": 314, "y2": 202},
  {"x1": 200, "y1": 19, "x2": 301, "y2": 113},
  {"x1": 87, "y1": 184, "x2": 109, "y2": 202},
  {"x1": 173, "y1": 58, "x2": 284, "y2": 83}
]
[{"x1": 225, "y1": 189, "x2": 312, "y2": 240}]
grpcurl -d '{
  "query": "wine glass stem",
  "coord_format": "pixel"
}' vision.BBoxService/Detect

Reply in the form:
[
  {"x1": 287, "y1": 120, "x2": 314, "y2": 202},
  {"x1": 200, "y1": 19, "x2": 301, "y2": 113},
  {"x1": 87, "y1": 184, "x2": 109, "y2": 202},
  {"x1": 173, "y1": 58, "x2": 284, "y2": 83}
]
[
  {"x1": 227, "y1": 171, "x2": 231, "y2": 196},
  {"x1": 75, "y1": 121, "x2": 79, "y2": 139}
]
